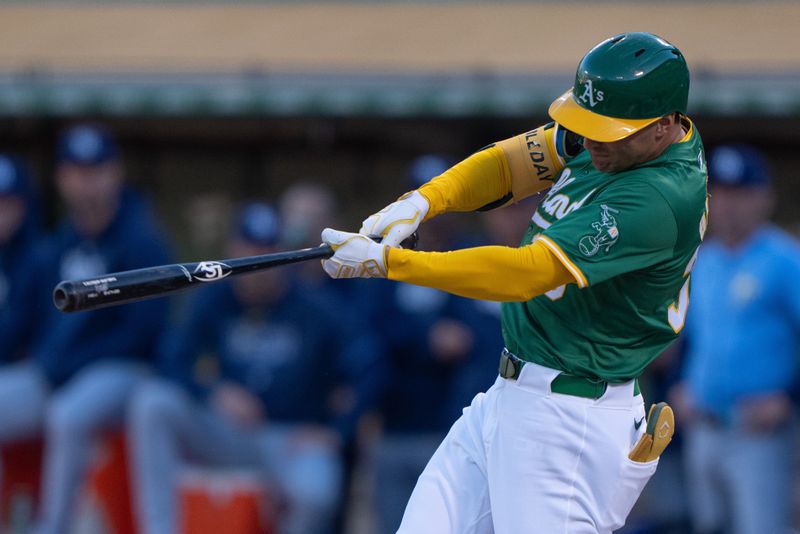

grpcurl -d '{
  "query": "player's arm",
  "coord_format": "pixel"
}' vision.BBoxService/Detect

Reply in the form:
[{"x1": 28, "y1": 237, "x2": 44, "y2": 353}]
[
  {"x1": 386, "y1": 239, "x2": 576, "y2": 301},
  {"x1": 320, "y1": 229, "x2": 577, "y2": 302},
  {"x1": 359, "y1": 123, "x2": 582, "y2": 247},
  {"x1": 420, "y1": 122, "x2": 580, "y2": 216}
]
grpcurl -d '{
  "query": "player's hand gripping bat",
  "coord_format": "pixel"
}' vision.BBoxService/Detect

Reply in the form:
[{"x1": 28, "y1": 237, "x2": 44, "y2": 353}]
[{"x1": 53, "y1": 233, "x2": 418, "y2": 313}]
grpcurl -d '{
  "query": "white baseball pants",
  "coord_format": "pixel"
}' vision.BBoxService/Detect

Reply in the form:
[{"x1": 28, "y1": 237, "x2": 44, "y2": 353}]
[{"x1": 397, "y1": 360, "x2": 658, "y2": 534}]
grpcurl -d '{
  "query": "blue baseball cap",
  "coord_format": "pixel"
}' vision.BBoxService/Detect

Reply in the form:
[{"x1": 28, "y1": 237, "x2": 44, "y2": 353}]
[
  {"x1": 57, "y1": 124, "x2": 119, "y2": 165},
  {"x1": 708, "y1": 144, "x2": 772, "y2": 187},
  {"x1": 0, "y1": 154, "x2": 32, "y2": 198},
  {"x1": 408, "y1": 154, "x2": 453, "y2": 188},
  {"x1": 236, "y1": 202, "x2": 281, "y2": 247}
]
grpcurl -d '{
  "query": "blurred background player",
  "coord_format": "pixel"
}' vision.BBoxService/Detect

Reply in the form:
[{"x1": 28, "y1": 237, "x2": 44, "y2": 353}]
[
  {"x1": 277, "y1": 182, "x2": 387, "y2": 531},
  {"x1": 130, "y1": 202, "x2": 360, "y2": 534},
  {"x1": 279, "y1": 181, "x2": 338, "y2": 251},
  {"x1": 0, "y1": 154, "x2": 48, "y2": 366},
  {"x1": 671, "y1": 144, "x2": 800, "y2": 534},
  {"x1": 277, "y1": 181, "x2": 380, "y2": 325},
  {"x1": 0, "y1": 123, "x2": 171, "y2": 533},
  {"x1": 369, "y1": 155, "x2": 504, "y2": 533},
  {"x1": 0, "y1": 154, "x2": 49, "y2": 528}
]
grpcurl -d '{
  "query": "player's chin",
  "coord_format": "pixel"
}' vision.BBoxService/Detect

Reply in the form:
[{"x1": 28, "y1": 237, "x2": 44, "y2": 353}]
[
  {"x1": 590, "y1": 155, "x2": 629, "y2": 173},
  {"x1": 589, "y1": 156, "x2": 614, "y2": 173}
]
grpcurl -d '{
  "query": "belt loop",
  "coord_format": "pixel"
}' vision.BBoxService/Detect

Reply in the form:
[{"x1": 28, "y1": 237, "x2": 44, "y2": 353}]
[
  {"x1": 499, "y1": 348, "x2": 524, "y2": 380},
  {"x1": 593, "y1": 379, "x2": 607, "y2": 400},
  {"x1": 499, "y1": 350, "x2": 516, "y2": 379}
]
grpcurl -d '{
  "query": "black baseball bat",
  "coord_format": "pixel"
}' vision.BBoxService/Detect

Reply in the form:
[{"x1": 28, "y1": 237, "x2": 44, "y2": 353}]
[{"x1": 53, "y1": 233, "x2": 417, "y2": 313}]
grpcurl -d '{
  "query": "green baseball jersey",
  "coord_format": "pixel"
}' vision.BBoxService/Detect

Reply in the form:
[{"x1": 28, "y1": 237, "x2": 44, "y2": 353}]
[{"x1": 501, "y1": 121, "x2": 708, "y2": 382}]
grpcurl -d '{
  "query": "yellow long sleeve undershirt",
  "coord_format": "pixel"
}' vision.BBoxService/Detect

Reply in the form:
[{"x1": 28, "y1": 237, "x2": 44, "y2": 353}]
[
  {"x1": 417, "y1": 145, "x2": 512, "y2": 219},
  {"x1": 392, "y1": 124, "x2": 573, "y2": 301},
  {"x1": 416, "y1": 124, "x2": 563, "y2": 219},
  {"x1": 387, "y1": 239, "x2": 576, "y2": 302}
]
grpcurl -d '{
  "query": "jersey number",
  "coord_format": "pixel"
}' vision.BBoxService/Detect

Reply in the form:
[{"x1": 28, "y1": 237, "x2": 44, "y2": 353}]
[
  {"x1": 669, "y1": 203, "x2": 708, "y2": 333},
  {"x1": 668, "y1": 248, "x2": 698, "y2": 333},
  {"x1": 545, "y1": 285, "x2": 566, "y2": 301},
  {"x1": 667, "y1": 278, "x2": 690, "y2": 333}
]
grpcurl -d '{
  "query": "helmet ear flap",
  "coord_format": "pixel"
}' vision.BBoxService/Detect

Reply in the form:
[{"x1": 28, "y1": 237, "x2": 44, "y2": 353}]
[{"x1": 554, "y1": 124, "x2": 584, "y2": 159}]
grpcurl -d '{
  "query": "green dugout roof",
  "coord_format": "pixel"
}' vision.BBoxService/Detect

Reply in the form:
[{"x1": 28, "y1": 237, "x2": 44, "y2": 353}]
[{"x1": 0, "y1": 70, "x2": 797, "y2": 118}]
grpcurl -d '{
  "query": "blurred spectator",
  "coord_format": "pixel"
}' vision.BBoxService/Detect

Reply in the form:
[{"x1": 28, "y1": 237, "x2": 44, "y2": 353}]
[
  {"x1": 370, "y1": 155, "x2": 503, "y2": 533},
  {"x1": 279, "y1": 182, "x2": 337, "y2": 251},
  {"x1": 129, "y1": 202, "x2": 355, "y2": 534},
  {"x1": 278, "y1": 182, "x2": 349, "y2": 295},
  {"x1": 0, "y1": 155, "x2": 49, "y2": 364},
  {"x1": 0, "y1": 123, "x2": 171, "y2": 533},
  {"x1": 278, "y1": 182, "x2": 387, "y2": 326},
  {"x1": 277, "y1": 181, "x2": 386, "y2": 530},
  {"x1": 671, "y1": 144, "x2": 800, "y2": 534}
]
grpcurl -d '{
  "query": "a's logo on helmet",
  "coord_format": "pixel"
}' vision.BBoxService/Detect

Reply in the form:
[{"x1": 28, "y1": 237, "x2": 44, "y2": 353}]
[{"x1": 578, "y1": 79, "x2": 605, "y2": 108}]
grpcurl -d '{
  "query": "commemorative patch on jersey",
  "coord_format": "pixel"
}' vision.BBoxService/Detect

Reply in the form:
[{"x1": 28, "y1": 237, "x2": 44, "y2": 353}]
[{"x1": 578, "y1": 204, "x2": 620, "y2": 257}]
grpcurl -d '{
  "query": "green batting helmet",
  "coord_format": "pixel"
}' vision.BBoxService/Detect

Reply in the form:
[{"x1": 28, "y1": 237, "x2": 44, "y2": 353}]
[{"x1": 549, "y1": 32, "x2": 689, "y2": 143}]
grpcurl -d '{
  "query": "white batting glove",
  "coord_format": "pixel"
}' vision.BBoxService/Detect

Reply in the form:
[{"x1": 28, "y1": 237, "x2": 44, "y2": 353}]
[
  {"x1": 321, "y1": 228, "x2": 388, "y2": 279},
  {"x1": 359, "y1": 191, "x2": 429, "y2": 248}
]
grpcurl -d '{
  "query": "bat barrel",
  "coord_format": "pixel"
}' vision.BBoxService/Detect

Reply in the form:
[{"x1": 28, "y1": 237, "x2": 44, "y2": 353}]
[
  {"x1": 52, "y1": 264, "x2": 196, "y2": 313},
  {"x1": 52, "y1": 245, "x2": 336, "y2": 313}
]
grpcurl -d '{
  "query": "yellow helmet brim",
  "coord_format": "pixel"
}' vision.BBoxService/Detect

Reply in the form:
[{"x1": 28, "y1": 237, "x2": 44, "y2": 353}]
[{"x1": 548, "y1": 89, "x2": 660, "y2": 143}]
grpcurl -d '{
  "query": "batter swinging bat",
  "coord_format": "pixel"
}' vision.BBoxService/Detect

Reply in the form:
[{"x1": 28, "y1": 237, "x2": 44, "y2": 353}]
[{"x1": 53, "y1": 233, "x2": 417, "y2": 313}]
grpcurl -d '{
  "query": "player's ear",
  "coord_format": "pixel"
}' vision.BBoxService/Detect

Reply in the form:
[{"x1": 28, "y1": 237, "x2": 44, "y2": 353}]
[{"x1": 653, "y1": 115, "x2": 675, "y2": 138}]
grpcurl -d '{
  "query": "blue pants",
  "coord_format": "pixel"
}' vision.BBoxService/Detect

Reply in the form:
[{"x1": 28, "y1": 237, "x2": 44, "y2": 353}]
[
  {"x1": 684, "y1": 417, "x2": 795, "y2": 534},
  {"x1": 373, "y1": 432, "x2": 444, "y2": 534},
  {"x1": 0, "y1": 360, "x2": 145, "y2": 534},
  {"x1": 128, "y1": 378, "x2": 343, "y2": 534}
]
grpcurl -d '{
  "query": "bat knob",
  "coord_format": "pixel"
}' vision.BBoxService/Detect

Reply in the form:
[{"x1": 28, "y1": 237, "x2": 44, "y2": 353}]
[{"x1": 53, "y1": 281, "x2": 77, "y2": 312}]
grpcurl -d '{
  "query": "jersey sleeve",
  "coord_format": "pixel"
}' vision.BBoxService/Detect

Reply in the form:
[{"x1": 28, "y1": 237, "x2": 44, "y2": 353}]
[{"x1": 539, "y1": 180, "x2": 678, "y2": 287}]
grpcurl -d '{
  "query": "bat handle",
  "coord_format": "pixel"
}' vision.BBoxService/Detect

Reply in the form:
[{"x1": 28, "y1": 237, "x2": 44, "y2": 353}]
[
  {"x1": 367, "y1": 233, "x2": 418, "y2": 249},
  {"x1": 313, "y1": 232, "x2": 419, "y2": 259}
]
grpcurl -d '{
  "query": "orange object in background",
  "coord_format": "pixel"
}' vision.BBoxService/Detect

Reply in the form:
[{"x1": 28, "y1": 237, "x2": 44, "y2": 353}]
[
  {"x1": 0, "y1": 438, "x2": 43, "y2": 532},
  {"x1": 78, "y1": 432, "x2": 137, "y2": 534},
  {"x1": 1, "y1": 433, "x2": 136, "y2": 534},
  {"x1": 2, "y1": 434, "x2": 275, "y2": 534},
  {"x1": 180, "y1": 468, "x2": 276, "y2": 534}
]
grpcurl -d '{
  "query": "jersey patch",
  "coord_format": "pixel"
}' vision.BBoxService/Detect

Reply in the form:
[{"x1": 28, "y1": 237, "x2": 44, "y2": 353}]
[{"x1": 578, "y1": 204, "x2": 620, "y2": 257}]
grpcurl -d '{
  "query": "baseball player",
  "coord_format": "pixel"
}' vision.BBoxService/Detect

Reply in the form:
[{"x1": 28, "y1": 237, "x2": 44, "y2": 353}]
[{"x1": 321, "y1": 32, "x2": 708, "y2": 533}]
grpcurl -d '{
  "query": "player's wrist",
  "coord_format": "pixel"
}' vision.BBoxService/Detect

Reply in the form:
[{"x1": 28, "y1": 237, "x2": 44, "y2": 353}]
[
  {"x1": 384, "y1": 246, "x2": 417, "y2": 282},
  {"x1": 400, "y1": 190, "x2": 430, "y2": 221}
]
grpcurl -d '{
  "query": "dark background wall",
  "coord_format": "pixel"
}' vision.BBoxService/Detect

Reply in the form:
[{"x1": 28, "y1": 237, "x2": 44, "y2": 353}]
[{"x1": 1, "y1": 113, "x2": 797, "y2": 260}]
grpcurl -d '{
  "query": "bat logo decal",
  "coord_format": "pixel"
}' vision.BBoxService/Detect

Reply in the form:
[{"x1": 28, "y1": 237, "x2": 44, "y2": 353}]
[
  {"x1": 179, "y1": 265, "x2": 192, "y2": 282},
  {"x1": 192, "y1": 261, "x2": 233, "y2": 282}
]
